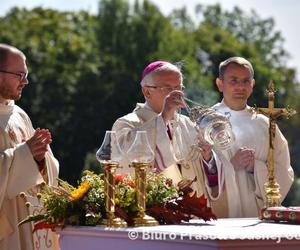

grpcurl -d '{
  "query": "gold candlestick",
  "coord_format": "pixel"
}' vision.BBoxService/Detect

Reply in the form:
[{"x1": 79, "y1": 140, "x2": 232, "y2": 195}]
[
  {"x1": 96, "y1": 130, "x2": 127, "y2": 227},
  {"x1": 132, "y1": 162, "x2": 158, "y2": 226},
  {"x1": 102, "y1": 161, "x2": 127, "y2": 227},
  {"x1": 253, "y1": 81, "x2": 296, "y2": 207}
]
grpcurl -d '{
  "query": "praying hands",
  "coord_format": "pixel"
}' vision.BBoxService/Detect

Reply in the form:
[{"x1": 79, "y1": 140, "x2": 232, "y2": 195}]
[
  {"x1": 26, "y1": 128, "x2": 52, "y2": 162},
  {"x1": 230, "y1": 147, "x2": 255, "y2": 172}
]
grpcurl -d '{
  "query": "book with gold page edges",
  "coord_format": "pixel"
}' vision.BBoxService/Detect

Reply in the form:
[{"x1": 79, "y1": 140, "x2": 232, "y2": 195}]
[{"x1": 261, "y1": 207, "x2": 300, "y2": 223}]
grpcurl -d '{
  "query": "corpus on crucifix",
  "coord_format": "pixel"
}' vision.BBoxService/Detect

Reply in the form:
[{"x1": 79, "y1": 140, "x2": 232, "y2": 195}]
[{"x1": 253, "y1": 80, "x2": 296, "y2": 208}]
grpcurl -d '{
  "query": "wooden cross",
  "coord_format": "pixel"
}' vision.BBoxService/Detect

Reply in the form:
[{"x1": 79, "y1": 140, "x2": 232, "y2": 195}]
[{"x1": 254, "y1": 80, "x2": 296, "y2": 207}]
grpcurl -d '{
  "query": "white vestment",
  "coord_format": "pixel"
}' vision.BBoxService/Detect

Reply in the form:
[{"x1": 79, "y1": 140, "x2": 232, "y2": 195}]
[
  {"x1": 212, "y1": 101, "x2": 294, "y2": 217},
  {"x1": 0, "y1": 102, "x2": 59, "y2": 250},
  {"x1": 112, "y1": 103, "x2": 224, "y2": 202}
]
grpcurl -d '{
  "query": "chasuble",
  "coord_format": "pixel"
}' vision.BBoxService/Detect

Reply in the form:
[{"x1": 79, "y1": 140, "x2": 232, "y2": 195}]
[{"x1": 112, "y1": 103, "x2": 225, "y2": 206}]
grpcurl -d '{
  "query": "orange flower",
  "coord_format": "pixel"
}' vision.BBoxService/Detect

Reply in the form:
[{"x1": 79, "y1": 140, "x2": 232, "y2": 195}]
[{"x1": 71, "y1": 182, "x2": 90, "y2": 201}]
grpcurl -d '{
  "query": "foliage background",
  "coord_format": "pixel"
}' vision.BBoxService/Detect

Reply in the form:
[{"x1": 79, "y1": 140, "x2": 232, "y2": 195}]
[{"x1": 0, "y1": 0, "x2": 299, "y2": 204}]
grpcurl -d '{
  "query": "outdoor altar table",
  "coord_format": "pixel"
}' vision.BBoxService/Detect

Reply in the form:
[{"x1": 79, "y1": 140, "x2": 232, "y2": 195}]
[{"x1": 57, "y1": 218, "x2": 300, "y2": 250}]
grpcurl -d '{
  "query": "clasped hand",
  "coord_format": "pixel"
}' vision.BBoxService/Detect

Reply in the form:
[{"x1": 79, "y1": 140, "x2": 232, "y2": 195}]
[
  {"x1": 26, "y1": 128, "x2": 52, "y2": 162},
  {"x1": 230, "y1": 147, "x2": 255, "y2": 172}
]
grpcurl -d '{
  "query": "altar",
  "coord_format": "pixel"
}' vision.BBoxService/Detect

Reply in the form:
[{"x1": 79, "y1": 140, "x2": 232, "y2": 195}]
[{"x1": 57, "y1": 218, "x2": 300, "y2": 250}]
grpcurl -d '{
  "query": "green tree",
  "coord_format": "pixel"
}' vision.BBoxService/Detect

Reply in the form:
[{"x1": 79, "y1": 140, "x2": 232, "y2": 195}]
[
  {"x1": 0, "y1": 7, "x2": 99, "y2": 183},
  {"x1": 194, "y1": 4, "x2": 298, "y2": 106},
  {"x1": 193, "y1": 3, "x2": 300, "y2": 204},
  {"x1": 1, "y1": 1, "x2": 299, "y2": 200}
]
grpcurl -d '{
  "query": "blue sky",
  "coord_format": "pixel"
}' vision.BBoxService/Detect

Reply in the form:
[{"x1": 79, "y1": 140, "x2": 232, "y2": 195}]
[{"x1": 1, "y1": 0, "x2": 299, "y2": 81}]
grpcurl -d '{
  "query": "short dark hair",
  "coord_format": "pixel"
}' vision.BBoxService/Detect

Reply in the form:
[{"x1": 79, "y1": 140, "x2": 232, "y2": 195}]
[
  {"x1": 0, "y1": 44, "x2": 24, "y2": 68},
  {"x1": 219, "y1": 57, "x2": 254, "y2": 79}
]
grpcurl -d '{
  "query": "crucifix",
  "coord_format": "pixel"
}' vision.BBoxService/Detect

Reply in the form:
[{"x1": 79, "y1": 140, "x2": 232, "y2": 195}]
[{"x1": 253, "y1": 80, "x2": 296, "y2": 207}]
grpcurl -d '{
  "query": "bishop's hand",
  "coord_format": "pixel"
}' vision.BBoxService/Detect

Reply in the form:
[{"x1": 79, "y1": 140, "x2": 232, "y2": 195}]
[
  {"x1": 161, "y1": 90, "x2": 185, "y2": 122},
  {"x1": 197, "y1": 136, "x2": 213, "y2": 162}
]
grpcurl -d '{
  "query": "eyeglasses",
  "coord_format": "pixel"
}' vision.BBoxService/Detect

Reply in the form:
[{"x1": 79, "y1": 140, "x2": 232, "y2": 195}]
[
  {"x1": 0, "y1": 70, "x2": 28, "y2": 81},
  {"x1": 145, "y1": 84, "x2": 185, "y2": 93}
]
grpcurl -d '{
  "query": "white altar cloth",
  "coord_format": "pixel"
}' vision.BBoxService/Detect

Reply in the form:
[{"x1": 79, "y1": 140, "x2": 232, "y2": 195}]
[{"x1": 57, "y1": 218, "x2": 300, "y2": 250}]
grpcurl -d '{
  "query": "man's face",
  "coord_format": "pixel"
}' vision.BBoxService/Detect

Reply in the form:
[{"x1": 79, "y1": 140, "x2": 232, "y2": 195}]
[
  {"x1": 142, "y1": 70, "x2": 182, "y2": 113},
  {"x1": 0, "y1": 52, "x2": 28, "y2": 103},
  {"x1": 216, "y1": 63, "x2": 255, "y2": 109}
]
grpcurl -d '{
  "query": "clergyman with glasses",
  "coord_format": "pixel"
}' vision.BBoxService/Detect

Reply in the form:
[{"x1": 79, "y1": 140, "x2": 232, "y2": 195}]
[
  {"x1": 112, "y1": 60, "x2": 225, "y2": 207},
  {"x1": 210, "y1": 56, "x2": 294, "y2": 217},
  {"x1": 0, "y1": 44, "x2": 59, "y2": 250}
]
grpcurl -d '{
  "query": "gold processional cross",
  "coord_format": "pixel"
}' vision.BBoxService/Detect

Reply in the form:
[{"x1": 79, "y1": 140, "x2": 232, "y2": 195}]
[{"x1": 253, "y1": 80, "x2": 296, "y2": 207}]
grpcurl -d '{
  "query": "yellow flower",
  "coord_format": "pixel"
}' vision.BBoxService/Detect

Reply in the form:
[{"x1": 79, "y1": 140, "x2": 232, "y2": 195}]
[{"x1": 71, "y1": 182, "x2": 90, "y2": 201}]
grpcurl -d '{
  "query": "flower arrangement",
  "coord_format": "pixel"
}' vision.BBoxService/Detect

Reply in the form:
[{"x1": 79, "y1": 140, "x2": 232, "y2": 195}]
[{"x1": 19, "y1": 170, "x2": 216, "y2": 231}]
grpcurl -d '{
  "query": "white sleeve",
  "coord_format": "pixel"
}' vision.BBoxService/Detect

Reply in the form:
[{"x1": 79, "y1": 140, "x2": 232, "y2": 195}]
[{"x1": 254, "y1": 127, "x2": 294, "y2": 204}]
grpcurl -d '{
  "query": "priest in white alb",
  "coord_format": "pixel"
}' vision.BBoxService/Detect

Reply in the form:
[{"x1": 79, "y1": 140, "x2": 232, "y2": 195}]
[
  {"x1": 211, "y1": 56, "x2": 294, "y2": 217},
  {"x1": 0, "y1": 44, "x2": 59, "y2": 250}
]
